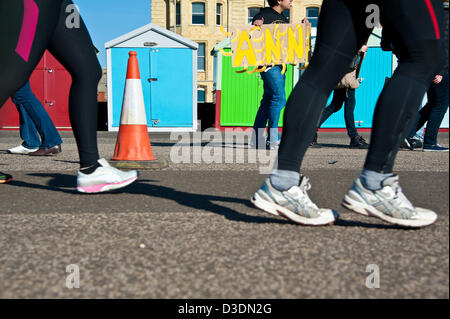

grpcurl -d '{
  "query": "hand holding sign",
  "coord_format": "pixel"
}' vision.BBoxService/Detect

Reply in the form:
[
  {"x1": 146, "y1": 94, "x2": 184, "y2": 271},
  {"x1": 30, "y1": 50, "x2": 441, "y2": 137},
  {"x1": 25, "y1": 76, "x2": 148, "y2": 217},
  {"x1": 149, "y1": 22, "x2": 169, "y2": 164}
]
[{"x1": 253, "y1": 17, "x2": 264, "y2": 27}]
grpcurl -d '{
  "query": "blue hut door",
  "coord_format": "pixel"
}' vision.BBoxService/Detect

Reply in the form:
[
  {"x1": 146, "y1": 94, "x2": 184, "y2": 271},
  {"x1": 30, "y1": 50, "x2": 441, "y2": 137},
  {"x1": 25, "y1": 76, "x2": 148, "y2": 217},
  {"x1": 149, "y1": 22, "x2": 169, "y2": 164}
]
[
  {"x1": 148, "y1": 48, "x2": 194, "y2": 127},
  {"x1": 111, "y1": 48, "x2": 152, "y2": 128}
]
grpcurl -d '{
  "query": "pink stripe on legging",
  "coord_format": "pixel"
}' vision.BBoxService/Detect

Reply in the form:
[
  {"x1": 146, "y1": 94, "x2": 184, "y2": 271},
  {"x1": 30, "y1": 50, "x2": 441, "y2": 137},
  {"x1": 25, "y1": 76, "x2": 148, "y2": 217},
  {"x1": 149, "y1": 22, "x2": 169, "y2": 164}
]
[
  {"x1": 15, "y1": 0, "x2": 39, "y2": 62},
  {"x1": 424, "y1": 0, "x2": 441, "y2": 39}
]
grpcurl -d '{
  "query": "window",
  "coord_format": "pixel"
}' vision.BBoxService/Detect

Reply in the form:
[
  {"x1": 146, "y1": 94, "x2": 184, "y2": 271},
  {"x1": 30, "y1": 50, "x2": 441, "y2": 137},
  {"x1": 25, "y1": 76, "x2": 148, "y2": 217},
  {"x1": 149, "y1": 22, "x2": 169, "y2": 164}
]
[
  {"x1": 198, "y1": 87, "x2": 206, "y2": 103},
  {"x1": 248, "y1": 7, "x2": 261, "y2": 25},
  {"x1": 282, "y1": 10, "x2": 290, "y2": 23},
  {"x1": 198, "y1": 43, "x2": 206, "y2": 71},
  {"x1": 306, "y1": 7, "x2": 319, "y2": 28},
  {"x1": 176, "y1": 2, "x2": 181, "y2": 26},
  {"x1": 216, "y1": 3, "x2": 223, "y2": 26},
  {"x1": 192, "y1": 2, "x2": 205, "y2": 25}
]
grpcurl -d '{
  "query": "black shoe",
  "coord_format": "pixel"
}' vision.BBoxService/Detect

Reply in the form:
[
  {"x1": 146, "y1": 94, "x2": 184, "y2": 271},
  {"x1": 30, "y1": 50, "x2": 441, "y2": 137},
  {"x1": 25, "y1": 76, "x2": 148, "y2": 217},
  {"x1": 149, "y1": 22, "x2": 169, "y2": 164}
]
[
  {"x1": 401, "y1": 137, "x2": 423, "y2": 150},
  {"x1": 409, "y1": 138, "x2": 423, "y2": 149},
  {"x1": 401, "y1": 138, "x2": 413, "y2": 150},
  {"x1": 350, "y1": 136, "x2": 369, "y2": 149},
  {"x1": 423, "y1": 144, "x2": 449, "y2": 152},
  {"x1": 310, "y1": 133, "x2": 319, "y2": 147},
  {"x1": 28, "y1": 144, "x2": 62, "y2": 156}
]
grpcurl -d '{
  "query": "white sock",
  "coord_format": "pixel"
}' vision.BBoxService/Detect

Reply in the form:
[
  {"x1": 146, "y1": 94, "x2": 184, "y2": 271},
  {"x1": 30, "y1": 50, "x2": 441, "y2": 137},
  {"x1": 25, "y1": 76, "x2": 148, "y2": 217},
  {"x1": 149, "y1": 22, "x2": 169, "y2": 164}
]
[
  {"x1": 270, "y1": 169, "x2": 300, "y2": 191},
  {"x1": 360, "y1": 169, "x2": 394, "y2": 191}
]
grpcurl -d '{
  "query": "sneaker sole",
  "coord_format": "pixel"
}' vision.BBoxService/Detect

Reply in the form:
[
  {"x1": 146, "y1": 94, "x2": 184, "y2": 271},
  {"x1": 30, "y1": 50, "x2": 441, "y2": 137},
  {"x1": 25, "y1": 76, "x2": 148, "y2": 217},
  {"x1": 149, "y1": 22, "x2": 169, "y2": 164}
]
[
  {"x1": 7, "y1": 150, "x2": 38, "y2": 155},
  {"x1": 251, "y1": 192, "x2": 337, "y2": 226},
  {"x1": 423, "y1": 149, "x2": 449, "y2": 152},
  {"x1": 342, "y1": 194, "x2": 437, "y2": 228},
  {"x1": 77, "y1": 175, "x2": 138, "y2": 194}
]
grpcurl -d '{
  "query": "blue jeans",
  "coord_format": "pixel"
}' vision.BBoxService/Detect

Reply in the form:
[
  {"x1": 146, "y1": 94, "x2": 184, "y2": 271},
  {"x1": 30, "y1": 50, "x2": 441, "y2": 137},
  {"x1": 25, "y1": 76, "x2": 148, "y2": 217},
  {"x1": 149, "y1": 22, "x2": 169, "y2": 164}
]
[
  {"x1": 319, "y1": 88, "x2": 358, "y2": 139},
  {"x1": 11, "y1": 81, "x2": 62, "y2": 149},
  {"x1": 253, "y1": 66, "x2": 286, "y2": 145},
  {"x1": 409, "y1": 68, "x2": 449, "y2": 146}
]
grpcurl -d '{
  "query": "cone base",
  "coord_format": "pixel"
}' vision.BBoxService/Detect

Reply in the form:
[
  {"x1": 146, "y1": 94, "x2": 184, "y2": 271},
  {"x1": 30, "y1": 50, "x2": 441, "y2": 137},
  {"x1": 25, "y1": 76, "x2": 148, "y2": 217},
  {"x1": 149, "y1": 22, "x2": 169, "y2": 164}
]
[
  {"x1": 109, "y1": 159, "x2": 169, "y2": 170},
  {"x1": 112, "y1": 125, "x2": 156, "y2": 161}
]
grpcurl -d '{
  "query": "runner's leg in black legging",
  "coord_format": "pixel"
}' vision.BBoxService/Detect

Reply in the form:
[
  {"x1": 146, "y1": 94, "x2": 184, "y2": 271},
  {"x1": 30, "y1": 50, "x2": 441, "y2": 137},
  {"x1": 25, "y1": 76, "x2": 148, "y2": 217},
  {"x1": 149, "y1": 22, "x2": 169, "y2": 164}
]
[
  {"x1": 363, "y1": 0, "x2": 445, "y2": 175},
  {"x1": 271, "y1": 0, "x2": 372, "y2": 190},
  {"x1": 48, "y1": 0, "x2": 101, "y2": 168},
  {"x1": 318, "y1": 88, "x2": 346, "y2": 127},
  {"x1": 272, "y1": 0, "x2": 444, "y2": 191}
]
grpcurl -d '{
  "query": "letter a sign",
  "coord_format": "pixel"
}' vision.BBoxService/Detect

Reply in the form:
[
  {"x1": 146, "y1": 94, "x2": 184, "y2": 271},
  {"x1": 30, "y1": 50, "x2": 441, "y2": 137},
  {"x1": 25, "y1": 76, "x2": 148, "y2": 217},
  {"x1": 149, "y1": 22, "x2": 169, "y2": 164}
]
[{"x1": 220, "y1": 23, "x2": 311, "y2": 74}]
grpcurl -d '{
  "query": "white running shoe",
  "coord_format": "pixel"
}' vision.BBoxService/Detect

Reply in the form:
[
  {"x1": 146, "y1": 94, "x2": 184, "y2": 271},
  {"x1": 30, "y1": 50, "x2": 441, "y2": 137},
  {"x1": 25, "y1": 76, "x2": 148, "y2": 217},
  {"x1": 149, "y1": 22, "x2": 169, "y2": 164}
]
[
  {"x1": 7, "y1": 145, "x2": 38, "y2": 154},
  {"x1": 77, "y1": 158, "x2": 139, "y2": 193},
  {"x1": 342, "y1": 176, "x2": 437, "y2": 228},
  {"x1": 251, "y1": 176, "x2": 338, "y2": 226}
]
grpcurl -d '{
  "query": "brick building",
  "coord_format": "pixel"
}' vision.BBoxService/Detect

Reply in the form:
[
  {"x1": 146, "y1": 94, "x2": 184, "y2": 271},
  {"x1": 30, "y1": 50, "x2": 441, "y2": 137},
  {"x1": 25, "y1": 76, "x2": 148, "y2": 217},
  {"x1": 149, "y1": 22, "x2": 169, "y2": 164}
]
[{"x1": 151, "y1": 0, "x2": 322, "y2": 103}]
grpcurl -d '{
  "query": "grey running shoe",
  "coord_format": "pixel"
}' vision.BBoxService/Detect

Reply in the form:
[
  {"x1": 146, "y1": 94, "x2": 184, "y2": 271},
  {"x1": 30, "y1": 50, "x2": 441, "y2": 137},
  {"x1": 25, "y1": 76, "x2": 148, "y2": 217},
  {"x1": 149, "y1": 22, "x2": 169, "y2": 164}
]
[
  {"x1": 251, "y1": 176, "x2": 338, "y2": 226},
  {"x1": 342, "y1": 175, "x2": 437, "y2": 228}
]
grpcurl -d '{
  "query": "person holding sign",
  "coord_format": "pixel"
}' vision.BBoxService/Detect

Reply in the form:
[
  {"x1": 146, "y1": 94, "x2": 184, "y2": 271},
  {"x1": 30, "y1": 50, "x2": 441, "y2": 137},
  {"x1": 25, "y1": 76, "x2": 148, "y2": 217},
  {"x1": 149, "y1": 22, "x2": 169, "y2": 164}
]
[
  {"x1": 251, "y1": 0, "x2": 445, "y2": 228},
  {"x1": 251, "y1": 0, "x2": 292, "y2": 150}
]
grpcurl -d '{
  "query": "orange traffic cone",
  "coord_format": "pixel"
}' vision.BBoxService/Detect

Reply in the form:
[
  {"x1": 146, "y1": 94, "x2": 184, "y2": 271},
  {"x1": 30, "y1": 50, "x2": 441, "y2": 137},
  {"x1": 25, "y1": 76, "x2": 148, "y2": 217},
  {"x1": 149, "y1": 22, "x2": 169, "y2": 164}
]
[{"x1": 110, "y1": 51, "x2": 167, "y2": 169}]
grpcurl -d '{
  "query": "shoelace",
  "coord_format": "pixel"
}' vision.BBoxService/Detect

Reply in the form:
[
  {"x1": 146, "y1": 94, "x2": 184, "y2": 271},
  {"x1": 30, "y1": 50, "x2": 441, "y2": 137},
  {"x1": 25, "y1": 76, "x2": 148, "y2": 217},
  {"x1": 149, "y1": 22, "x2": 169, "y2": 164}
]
[
  {"x1": 297, "y1": 178, "x2": 319, "y2": 210},
  {"x1": 391, "y1": 182, "x2": 416, "y2": 213}
]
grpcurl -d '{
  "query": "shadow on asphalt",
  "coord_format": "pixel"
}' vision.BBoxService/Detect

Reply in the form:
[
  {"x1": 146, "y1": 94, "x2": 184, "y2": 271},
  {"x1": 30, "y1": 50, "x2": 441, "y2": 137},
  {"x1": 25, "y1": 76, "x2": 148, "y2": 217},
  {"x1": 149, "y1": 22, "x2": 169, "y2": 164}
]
[
  {"x1": 7, "y1": 173, "x2": 412, "y2": 229},
  {"x1": 312, "y1": 143, "x2": 353, "y2": 149},
  {"x1": 10, "y1": 173, "x2": 291, "y2": 225},
  {"x1": 332, "y1": 218, "x2": 410, "y2": 230}
]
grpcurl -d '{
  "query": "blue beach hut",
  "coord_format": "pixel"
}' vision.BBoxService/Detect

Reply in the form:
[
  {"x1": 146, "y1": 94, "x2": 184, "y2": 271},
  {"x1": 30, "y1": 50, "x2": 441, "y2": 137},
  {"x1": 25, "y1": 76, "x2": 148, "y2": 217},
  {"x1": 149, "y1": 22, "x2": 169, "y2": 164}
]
[{"x1": 105, "y1": 23, "x2": 198, "y2": 132}]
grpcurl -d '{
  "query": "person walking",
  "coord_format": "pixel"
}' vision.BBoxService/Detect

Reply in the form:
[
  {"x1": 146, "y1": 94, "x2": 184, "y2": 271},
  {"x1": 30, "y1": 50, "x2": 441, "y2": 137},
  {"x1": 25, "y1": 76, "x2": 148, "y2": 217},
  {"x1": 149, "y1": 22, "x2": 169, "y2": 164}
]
[
  {"x1": 405, "y1": 0, "x2": 449, "y2": 152},
  {"x1": 313, "y1": 45, "x2": 369, "y2": 149},
  {"x1": 251, "y1": 0, "x2": 292, "y2": 150},
  {"x1": 0, "y1": 0, "x2": 138, "y2": 192},
  {"x1": 7, "y1": 80, "x2": 63, "y2": 156},
  {"x1": 251, "y1": 0, "x2": 445, "y2": 228}
]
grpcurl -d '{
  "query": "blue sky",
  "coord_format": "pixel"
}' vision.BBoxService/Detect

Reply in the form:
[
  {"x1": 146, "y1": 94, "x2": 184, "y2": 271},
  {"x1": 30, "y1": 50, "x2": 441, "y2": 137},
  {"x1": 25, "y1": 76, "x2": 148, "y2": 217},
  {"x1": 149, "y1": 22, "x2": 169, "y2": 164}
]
[{"x1": 74, "y1": 0, "x2": 152, "y2": 67}]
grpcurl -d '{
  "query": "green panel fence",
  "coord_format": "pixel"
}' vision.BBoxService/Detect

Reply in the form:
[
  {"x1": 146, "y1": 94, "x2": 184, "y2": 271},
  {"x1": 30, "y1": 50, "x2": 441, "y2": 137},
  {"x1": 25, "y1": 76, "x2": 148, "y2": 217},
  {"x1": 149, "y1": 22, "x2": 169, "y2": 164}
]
[{"x1": 220, "y1": 49, "x2": 294, "y2": 127}]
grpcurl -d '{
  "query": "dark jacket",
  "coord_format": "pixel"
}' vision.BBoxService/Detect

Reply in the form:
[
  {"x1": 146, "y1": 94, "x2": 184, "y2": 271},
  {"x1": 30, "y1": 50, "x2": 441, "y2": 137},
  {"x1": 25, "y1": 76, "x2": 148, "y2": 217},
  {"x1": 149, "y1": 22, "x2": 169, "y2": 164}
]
[
  {"x1": 381, "y1": 7, "x2": 449, "y2": 75},
  {"x1": 252, "y1": 7, "x2": 288, "y2": 25}
]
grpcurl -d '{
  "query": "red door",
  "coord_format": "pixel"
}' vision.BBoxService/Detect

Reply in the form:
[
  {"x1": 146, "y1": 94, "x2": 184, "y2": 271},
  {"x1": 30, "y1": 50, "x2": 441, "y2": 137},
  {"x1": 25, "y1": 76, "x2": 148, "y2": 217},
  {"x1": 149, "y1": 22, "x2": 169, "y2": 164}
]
[{"x1": 0, "y1": 51, "x2": 72, "y2": 130}]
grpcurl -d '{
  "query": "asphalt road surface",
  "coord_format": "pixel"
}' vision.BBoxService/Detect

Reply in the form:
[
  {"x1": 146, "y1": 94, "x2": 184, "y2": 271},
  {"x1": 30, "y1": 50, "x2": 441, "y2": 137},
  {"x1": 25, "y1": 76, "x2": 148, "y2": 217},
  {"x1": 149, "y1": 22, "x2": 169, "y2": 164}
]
[{"x1": 0, "y1": 131, "x2": 448, "y2": 298}]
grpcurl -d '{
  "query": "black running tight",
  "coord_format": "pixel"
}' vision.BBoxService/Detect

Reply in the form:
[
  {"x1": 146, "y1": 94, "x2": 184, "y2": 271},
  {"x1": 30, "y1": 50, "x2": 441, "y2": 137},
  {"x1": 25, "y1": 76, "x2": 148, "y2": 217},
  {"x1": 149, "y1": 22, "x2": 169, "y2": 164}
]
[
  {"x1": 277, "y1": 0, "x2": 445, "y2": 174},
  {"x1": 0, "y1": 0, "x2": 101, "y2": 167}
]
